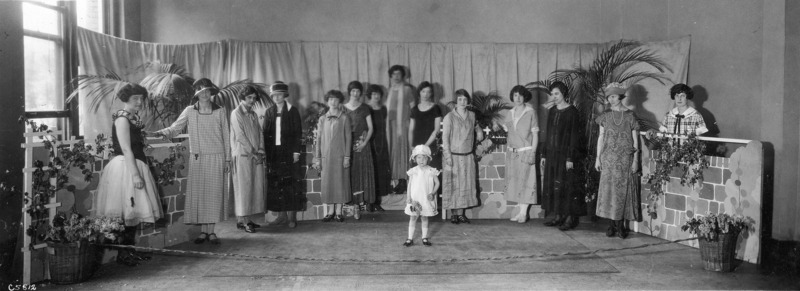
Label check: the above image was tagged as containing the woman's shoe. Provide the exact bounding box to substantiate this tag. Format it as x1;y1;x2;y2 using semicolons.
458;215;471;224
247;221;261;228
244;223;256;233
618;225;629;239
236;222;245;229
334;214;345;222
194;232;208;244
353;207;361;220
268;214;288;226
373;204;385;212
366;204;374;212
510;215;519;222
422;238;432;247
208;233;220;245
129;251;152;261
322;214;334;222
517;215;528;223
606;225;617;237
558;217;575;231
116;252;140;267
450;215;460;224
403;239;413;247
543;217;564;227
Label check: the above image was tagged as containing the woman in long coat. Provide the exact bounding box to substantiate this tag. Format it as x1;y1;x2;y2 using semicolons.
595;82;641;238
502;85;539;223
313;90;353;222
386;65;416;193
230;86;266;233
264;81;305;228
541;81;586;231
442;89;482;224
154;78;229;244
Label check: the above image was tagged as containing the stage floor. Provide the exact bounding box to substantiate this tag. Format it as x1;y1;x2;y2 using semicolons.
38;211;799;290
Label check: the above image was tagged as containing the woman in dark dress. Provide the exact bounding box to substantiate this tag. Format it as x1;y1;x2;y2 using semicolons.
264;81;305;228
344;81;376;219
540;81;586;231
367;84;390;211
408;81;443;170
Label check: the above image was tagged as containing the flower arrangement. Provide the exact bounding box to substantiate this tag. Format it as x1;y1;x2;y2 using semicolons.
46;212;126;244
681;213;753;241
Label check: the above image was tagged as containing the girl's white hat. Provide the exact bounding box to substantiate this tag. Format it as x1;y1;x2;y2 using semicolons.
409;144;432;161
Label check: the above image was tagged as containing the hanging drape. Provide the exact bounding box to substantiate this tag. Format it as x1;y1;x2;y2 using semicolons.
76;28;689;143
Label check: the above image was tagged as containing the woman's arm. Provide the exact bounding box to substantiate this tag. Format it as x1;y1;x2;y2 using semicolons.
230;111;255;156
632;128;640;172
358;115;374;152
114;118;144;189
221;110;231;172
442;115;452;166
156;107;190;138
312;117;323;170
343;115;352;168
290;108;303;162
425;117;442;147
595;126;605;171
408;118;416;149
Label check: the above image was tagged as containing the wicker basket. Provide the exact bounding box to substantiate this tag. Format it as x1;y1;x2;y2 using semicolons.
698;232;739;272
47;241;99;284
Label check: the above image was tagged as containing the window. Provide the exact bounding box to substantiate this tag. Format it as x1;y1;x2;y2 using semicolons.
22;0;77;135
77;0;103;34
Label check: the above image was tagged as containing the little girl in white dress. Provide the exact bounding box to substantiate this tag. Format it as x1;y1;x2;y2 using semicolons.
404;145;440;247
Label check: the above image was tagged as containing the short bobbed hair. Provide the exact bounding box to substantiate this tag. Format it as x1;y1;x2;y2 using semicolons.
366;84;384;99
417;81;434;99
347;81;364;94
509;85;532;103
548;81;569;97
670;83;694;100
117;83;148;103
387;65;406;79
237;85;261;101
324;90;346;103
454;89;471;103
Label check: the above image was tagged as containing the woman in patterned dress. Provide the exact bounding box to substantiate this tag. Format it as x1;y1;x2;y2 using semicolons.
154;78;229;244
441;89;482;224
502;85;539;223
595;83;641;239
96;83;163;265
344;81;375;220
367;84;390;211
313;90;353;222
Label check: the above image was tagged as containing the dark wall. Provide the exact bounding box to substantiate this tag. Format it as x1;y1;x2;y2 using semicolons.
0;1;26;284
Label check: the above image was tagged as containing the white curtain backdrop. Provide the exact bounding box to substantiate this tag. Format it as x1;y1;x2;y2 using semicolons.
77;28;689;142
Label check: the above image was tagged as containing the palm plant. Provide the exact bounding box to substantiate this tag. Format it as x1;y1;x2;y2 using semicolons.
67;62;273;128
527;39;672;204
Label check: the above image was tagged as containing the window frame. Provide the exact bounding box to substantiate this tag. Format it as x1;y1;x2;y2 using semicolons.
22;0;79;137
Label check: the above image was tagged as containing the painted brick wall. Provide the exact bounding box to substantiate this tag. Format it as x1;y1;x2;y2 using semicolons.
635;141;763;263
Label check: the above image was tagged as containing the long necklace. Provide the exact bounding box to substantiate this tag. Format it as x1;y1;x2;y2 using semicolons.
611;108;624;126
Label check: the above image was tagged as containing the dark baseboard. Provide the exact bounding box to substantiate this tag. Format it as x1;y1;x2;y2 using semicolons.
761;237;800;276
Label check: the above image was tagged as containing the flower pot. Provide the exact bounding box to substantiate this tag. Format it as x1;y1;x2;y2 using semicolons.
47;241;100;284
697;232;739;272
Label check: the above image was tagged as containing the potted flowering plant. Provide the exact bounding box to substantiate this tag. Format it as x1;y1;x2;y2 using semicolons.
45;212;125;284
681;213;754;272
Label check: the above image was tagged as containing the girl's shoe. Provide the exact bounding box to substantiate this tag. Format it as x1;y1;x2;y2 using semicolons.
334;214;345;222
458;215;471;224
422;238;432;246
194;232;208;244
403;239;413;247
322;214;334;222
208;233;220;245
450;215;460;224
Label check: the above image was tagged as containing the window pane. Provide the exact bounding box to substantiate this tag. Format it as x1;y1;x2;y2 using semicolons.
22;2;61;36
77;0;103;33
24;36;64;112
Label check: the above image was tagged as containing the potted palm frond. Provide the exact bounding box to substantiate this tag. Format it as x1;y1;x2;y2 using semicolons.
527;39;672;205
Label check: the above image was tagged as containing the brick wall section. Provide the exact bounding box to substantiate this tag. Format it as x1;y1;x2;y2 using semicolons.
634;141;763;264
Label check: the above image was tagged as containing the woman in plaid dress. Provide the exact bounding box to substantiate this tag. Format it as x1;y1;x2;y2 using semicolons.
154;78;230;244
657;84;708;136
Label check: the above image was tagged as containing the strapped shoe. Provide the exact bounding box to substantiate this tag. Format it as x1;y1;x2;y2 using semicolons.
422;238;432;246
194;232;208;244
403;239;413;247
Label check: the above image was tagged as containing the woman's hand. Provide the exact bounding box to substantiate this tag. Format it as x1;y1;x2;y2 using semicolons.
444;155;453;167
427;192;436;201
525;151;536;165
540;158;546;172
224;161;231;173
293;153;300;163
566;161;574;170
343;157;351;168
595;157;602;171
631;161;639;173
133;175;144;189
356;142;367;153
